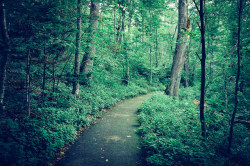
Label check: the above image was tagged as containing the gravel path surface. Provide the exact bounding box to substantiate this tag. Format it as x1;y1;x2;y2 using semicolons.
55;94;151;166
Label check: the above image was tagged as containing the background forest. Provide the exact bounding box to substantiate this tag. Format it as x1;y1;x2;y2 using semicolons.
0;0;249;165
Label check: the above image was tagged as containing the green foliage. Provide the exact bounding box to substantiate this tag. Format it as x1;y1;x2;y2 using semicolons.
138;93;209;165
0;77;164;165
138;89;249;166
0;0;249;165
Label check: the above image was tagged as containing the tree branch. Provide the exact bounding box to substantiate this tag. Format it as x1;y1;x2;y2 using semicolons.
195;52;201;61
192;0;200;15
196;21;201;30
235;119;250;125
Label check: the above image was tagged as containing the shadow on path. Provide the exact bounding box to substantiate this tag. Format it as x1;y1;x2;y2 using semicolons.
55;94;152;166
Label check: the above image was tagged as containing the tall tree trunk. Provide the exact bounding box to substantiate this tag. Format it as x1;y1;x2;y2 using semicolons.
165;0;189;96
80;0;100;78
228;0;243;154
199;0;207;138
72;0;82;97
0;0;10;112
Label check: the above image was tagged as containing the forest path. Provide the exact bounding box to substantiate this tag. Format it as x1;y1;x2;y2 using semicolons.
55;94;152;166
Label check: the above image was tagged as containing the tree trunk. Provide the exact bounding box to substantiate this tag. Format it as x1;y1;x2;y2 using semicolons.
0;0;10;112
228;0;243;154
199;0;207;138
72;0;82;97
191;0;208;137
80;0;100;78
191;0;207;137
165;0;189;96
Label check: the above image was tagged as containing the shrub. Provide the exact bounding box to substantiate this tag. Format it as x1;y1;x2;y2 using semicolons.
0;77;164;165
137;92;229;166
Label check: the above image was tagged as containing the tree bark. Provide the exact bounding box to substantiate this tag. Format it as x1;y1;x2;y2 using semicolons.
228;0;243;154
72;0;82;97
0;0;10;112
80;0;100;78
165;0;189;96
192;0;207;137
199;0;207;138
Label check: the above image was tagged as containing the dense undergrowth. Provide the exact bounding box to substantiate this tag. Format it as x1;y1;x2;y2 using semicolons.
0;78;164;166
138;87;249;166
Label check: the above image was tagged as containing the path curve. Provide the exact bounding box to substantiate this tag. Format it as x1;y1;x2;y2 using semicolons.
55;94;151;166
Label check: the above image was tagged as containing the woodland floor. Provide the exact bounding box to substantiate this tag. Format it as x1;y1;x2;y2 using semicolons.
55;94;152;166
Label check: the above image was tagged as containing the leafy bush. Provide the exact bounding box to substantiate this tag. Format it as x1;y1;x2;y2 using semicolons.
138;94;212;165
0;78;164;165
137;91;249;166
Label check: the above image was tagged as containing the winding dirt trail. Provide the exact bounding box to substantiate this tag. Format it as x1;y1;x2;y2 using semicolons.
55;94;151;166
